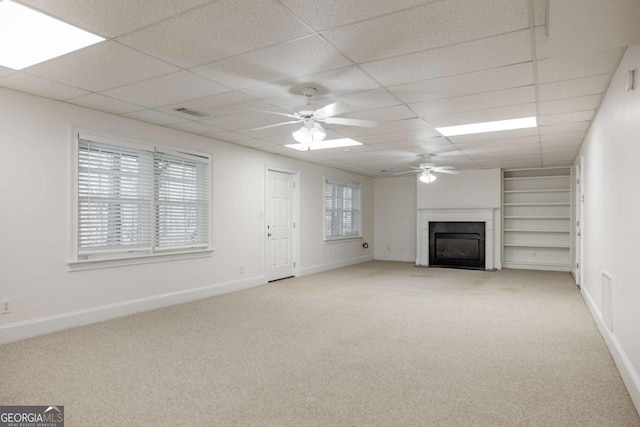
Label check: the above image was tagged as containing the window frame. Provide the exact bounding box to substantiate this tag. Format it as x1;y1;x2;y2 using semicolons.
323;178;362;242
69;129;213;270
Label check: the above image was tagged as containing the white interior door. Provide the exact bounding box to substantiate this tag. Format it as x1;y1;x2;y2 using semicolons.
267;170;296;281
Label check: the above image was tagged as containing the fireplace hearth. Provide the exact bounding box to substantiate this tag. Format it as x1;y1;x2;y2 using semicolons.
429;222;485;269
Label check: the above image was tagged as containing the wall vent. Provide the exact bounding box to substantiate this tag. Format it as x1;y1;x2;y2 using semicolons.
173;107;208;118
601;271;614;333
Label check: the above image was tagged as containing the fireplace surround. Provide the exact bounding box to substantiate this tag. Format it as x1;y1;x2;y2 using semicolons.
417;208;498;270
429;222;485;269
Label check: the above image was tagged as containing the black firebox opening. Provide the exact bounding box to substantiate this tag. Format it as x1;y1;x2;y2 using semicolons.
429;222;485;269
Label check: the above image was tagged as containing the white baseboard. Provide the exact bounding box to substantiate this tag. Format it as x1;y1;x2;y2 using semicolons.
582;287;640;414
0;275;266;345
300;254;374;276
374;253;416;262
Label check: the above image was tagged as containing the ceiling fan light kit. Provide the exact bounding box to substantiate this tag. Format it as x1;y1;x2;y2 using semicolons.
419;171;437;183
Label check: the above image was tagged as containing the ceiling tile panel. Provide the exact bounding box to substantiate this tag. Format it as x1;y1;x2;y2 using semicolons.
324;89;401;112
279;0;433;31
362;30;532;87
101;71;229;108
539;122;590;135
123;110;188;125
342;105;416;122
324;0;529;63
67;93;144;114
167;121;223;135
388;63;534;104
20;0;212;38
0;73;89;100
26;41;179;92
336;118;439;138
539;131;586;143
410;86;535;117
118;0;312;67
242;67;380;106
199;111;292;131
532;0;546;26
191;36;352;90
538;110;595;126
424;103;537;127
537;48;622;83
538;95;601;115
538;75;610;101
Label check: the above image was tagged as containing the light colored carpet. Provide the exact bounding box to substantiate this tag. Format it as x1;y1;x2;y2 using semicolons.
1;261;638;426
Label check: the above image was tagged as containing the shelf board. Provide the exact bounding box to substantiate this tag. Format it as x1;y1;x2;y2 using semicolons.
504;229;570;233
502;261;571;272
504;216;570;219
503;175;570;181
504;243;570;248
503;203;570;206
503;189;570;193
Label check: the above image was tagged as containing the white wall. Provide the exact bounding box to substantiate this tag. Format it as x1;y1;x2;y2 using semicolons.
373;176;416;262
416;169;502;268
0;88;373;343
576;44;640;411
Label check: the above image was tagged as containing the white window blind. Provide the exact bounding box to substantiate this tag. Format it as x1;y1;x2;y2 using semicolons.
77;136;210;260
78;139;153;255
325;180;361;239
154;152;209;250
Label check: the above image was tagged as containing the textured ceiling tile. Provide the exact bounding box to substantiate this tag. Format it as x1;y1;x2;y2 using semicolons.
118;0;311;67
20;0;211;38
325;89;401;112
539;131;586;143
342;105;416;123
200;111;290;131
538;75;610;101
324;0;529;63
424;103;537;127
537;48;622;83
242;67;380;106
453;135;540;149
535;27;549;60
191;36;352;90
279;0;433;31
67;93;143;114
538;95;601;115
26;41;178;92
539;122;590;135
0;73;89;100
167;121;223;135
538;110;595;126
101;71;229;108
337;118;439;137
388;63;534;104
411;86;535;117
123;109;187;125
362;30;531;86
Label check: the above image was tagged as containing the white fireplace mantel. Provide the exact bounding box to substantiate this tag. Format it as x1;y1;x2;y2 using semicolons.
416;208;498;270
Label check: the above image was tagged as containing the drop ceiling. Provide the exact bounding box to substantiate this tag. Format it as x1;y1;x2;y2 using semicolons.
0;0;624;176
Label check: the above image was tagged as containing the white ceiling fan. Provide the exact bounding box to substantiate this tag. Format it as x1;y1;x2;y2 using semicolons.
394;156;459;183
252;87;378;148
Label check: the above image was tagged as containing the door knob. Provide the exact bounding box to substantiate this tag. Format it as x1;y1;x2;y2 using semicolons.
268;233;272;237
577;232;581;237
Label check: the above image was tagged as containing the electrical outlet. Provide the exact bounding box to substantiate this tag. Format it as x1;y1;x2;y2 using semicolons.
1;298;11;314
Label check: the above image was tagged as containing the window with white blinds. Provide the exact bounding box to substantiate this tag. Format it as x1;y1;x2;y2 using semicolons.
324;180;361;240
77;136;210;260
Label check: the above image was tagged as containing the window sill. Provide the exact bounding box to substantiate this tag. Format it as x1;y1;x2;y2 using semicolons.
68;249;214;272
324;237;363;244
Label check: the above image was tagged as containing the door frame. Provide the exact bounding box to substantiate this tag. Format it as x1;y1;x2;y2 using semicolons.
265;166;300;280
574;157;584;286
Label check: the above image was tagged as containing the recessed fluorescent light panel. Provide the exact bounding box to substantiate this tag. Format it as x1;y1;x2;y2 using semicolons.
285;138;363;151
0;0;105;70
436;117;537;137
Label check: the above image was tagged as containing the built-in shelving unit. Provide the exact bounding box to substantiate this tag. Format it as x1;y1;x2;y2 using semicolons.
502;167;572;271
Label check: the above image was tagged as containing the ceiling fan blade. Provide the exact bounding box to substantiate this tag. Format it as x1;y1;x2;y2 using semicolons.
392;170;421;175
250;109;299;119
432;166;455;171
323;117;378;128
435;169;459;175
252;120;301;130
313;102;351;119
